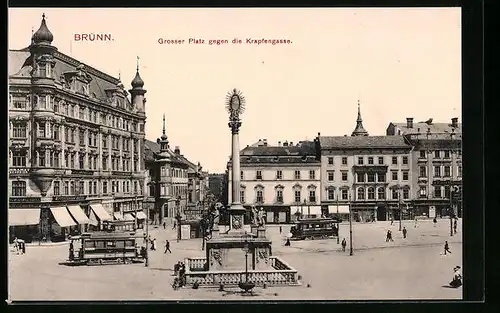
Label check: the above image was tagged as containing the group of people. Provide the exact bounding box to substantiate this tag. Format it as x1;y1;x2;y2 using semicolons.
172;261;186;289
12;237;26;254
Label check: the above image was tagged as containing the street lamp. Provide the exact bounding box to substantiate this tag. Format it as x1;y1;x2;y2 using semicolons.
348;190;353;256
336;189;340;244
175;196;181;242
145;204;149;267
398;187;402;232
238;234;255;293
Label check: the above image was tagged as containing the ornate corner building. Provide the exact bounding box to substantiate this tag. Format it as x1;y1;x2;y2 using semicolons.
8;15;147;241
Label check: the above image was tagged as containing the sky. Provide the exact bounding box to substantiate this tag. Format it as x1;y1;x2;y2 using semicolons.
8;8;462;173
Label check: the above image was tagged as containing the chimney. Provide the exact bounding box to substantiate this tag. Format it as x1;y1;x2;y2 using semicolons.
263;139;268;146
290;141;293;146
451;117;458;128
406;118;414;128
278;141;281;147
257;139;264;146
174;146;180;154
283;141;288;147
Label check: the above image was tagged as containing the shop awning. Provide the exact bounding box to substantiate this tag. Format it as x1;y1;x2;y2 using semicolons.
67;205;90;224
90;204;112;221
51;207;77;227
304;205;322;215
9;209;41;226
328;205;350;214
113;212;123;220
134;211;147;220
123;213;135;221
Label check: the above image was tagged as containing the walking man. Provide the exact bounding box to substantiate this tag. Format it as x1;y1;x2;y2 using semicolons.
414;217;418;228
433;217;437;227
172;221;177;230
279;226;282;234
386;230;394;242
390;216;394;226
402;227;407;239
164;240;172;254
163;221;166;229
454;218;458;234
444;241;452;255
341;238;347;252
151;238;156;251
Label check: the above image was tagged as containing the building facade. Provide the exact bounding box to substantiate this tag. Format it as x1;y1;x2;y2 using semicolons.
8;15;147;242
316;103;413;222
208;173;225;202
227;139;321;224
144;116;207;223
386;117;462;217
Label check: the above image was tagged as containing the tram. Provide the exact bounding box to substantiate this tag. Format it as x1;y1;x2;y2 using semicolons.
290;217;339;240
67;230;146;266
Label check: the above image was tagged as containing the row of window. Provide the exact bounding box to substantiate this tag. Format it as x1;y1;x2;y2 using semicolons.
11;121;140;152
10;150;139;172
10;180;143;197
419;185;461;198
9;93;142;133
327;156;409;166
419;165;462;178
239;189;317;204
148;184;188;198
419;150;462;159
327;187;410;201
243;170;317;181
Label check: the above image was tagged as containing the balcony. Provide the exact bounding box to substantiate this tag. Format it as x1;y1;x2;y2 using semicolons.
276;197;284;204
52;195;87;202
71;169;95;176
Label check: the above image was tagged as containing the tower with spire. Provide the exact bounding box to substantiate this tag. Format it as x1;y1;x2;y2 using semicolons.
351;100;369;137
29;13;57;81
129;56;147;115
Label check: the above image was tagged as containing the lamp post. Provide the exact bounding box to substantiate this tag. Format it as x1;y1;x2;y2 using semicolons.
134;194;138;231
449;181;454;237
348;191;353;256
176;196;181;242
336;190;340;244
398;188;402;232
145;204;149;267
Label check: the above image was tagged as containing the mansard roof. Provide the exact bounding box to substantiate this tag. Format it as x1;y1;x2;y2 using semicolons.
318;136;410;150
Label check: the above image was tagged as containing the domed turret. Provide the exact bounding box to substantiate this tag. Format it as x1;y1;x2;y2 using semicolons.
131;71;144;88
32;13;54;44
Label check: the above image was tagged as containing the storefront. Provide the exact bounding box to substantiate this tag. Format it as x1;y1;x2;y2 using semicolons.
327;204;350;221
49;206;78;241
8;208;41;243
88;203;113;231
67;205;90;233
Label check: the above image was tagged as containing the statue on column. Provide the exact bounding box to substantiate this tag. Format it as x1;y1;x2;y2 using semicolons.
257;207;266;227
251;206;259;226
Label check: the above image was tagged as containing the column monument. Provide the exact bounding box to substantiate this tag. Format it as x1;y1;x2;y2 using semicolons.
226;88;246;234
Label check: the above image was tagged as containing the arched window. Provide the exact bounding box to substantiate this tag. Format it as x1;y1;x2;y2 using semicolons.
367;187;375;200
357;187;365;200
377;187;386;200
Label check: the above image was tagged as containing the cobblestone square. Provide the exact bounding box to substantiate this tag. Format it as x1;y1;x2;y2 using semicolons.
8;218;462;301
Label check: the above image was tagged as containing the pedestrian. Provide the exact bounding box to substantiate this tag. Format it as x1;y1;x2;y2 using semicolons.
402;227;407;239
174;262;180;276
285;237;291;246
433;217;437;227
13;237;19;252
279;226;282;234
151;238;156;251
164;240;171;253
444;241;452;255
454;219;458;234
450;266;462;288
179;262;186;287
69;241;74;261
386;230;391;242
143;233;147;244
414;217;418;228
163;221;166;229
341;238;347;252
172;221;177;230
390;216;394;226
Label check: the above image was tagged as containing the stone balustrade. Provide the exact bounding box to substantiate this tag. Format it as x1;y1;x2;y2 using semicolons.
184;256;299;287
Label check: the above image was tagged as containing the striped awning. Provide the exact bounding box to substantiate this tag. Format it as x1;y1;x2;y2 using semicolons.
123;213;134;221
51;207;77;227
9;209;41;226
328;205;350;214
90;204;112;221
113;212;123;220
134;211;147;220
304;205;322;215
67;205;90;224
